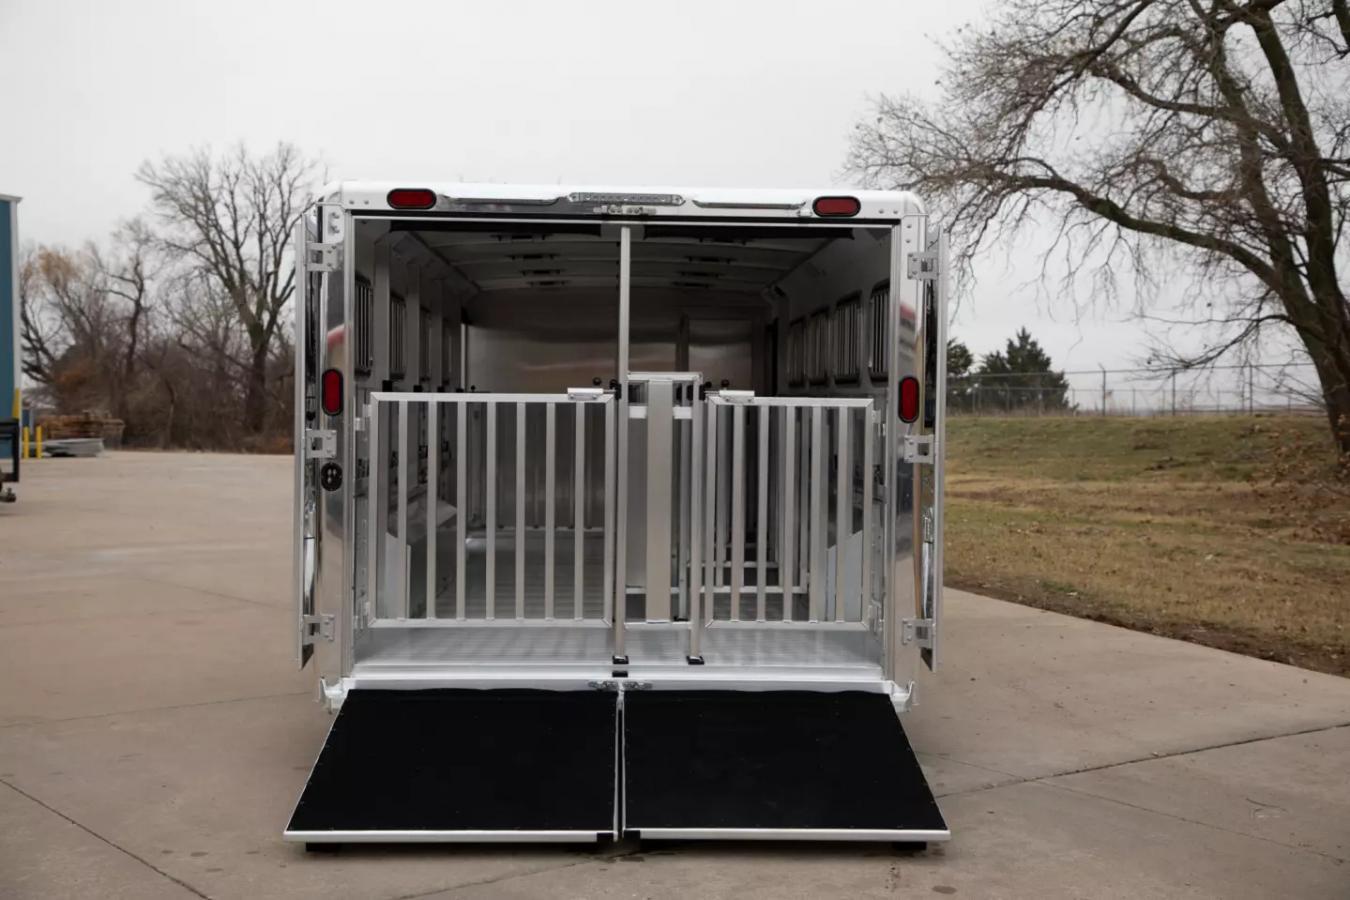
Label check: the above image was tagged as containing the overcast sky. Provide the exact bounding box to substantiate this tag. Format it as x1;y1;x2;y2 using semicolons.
1;0;1185;385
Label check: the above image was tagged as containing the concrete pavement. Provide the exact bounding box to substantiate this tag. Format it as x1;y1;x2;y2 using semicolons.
1;452;1347;899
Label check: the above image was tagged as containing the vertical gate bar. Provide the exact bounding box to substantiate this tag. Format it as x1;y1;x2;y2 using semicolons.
678;395;691;620
456;402;467;620
703;402;719;622
602;399;616;623
715;405;729;592
397;401;410;619
729;404;746;621
861;405;874;625
544;402;556;620
688;389;704;658
426;402;439;619
756;404;769;622
515;402;527;620
781;405;795;622
809;405;824;622
834;406;850;622
574;402;585;620
645;381;674;622
793;410;804;591
485;402;497;619
367;399;381;624
614;226;631;659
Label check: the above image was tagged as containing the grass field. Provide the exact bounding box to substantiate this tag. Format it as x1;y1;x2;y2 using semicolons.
945;415;1350;675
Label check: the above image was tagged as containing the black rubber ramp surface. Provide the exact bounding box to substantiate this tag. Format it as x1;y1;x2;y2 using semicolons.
624;690;947;834
288;689;617;835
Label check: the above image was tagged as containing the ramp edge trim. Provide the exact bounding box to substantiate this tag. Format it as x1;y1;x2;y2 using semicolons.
284;829;609;843
633;827;950;842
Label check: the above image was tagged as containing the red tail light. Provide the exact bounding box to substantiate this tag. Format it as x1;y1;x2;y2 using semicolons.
899;375;920;423
387;188;437;210
812;195;861;217
321;369;344;416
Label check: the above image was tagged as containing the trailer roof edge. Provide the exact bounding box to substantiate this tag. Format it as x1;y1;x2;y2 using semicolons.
321;182;925;221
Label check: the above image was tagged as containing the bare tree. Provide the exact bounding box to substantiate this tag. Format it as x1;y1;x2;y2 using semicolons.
136;143;318;433
89;220;157;420
847;0;1350;452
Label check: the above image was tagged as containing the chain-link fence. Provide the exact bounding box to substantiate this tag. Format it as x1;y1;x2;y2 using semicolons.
949;363;1325;416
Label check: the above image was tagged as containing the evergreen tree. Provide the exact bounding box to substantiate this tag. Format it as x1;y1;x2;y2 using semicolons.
975;328;1072;412
947;339;975;412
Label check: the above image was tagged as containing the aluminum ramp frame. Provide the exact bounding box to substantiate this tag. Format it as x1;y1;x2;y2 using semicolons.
285;689;618;843
623;690;949;842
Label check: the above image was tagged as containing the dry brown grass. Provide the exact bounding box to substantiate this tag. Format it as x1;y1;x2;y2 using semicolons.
946;415;1350;675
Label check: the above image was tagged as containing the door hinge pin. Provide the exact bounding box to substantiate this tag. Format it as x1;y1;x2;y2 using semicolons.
307;241;340;273
906;251;939;282
901;617;935;648
902;434;934;464
302;613;335;644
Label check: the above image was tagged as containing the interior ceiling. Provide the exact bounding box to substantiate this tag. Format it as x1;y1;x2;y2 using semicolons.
416;230;833;294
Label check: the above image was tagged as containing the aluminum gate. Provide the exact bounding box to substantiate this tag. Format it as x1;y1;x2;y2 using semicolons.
285;688;948;844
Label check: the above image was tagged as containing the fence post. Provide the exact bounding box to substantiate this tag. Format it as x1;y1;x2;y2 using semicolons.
1171;372;1177;416
1100;365;1107;416
1248;364;1255;414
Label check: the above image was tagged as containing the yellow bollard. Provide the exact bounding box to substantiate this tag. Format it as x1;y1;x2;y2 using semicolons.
21;427;29;460
35;426;43;460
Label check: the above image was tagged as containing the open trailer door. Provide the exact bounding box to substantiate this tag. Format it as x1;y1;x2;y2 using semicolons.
914;231;948;671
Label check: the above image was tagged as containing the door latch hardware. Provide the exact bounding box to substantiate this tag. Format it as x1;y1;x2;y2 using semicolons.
901;434;934;464
901;617;935;648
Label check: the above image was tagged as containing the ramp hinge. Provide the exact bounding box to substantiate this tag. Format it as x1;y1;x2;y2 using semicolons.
306;241;340;273
302;613;335;644
902;434;934;464
306;428;336;460
906;251;939;282
902;617;935;648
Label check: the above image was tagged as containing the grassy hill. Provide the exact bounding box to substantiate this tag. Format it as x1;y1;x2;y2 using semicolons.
945;415;1350;675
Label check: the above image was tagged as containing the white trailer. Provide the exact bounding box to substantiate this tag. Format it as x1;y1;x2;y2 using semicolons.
288;183;949;846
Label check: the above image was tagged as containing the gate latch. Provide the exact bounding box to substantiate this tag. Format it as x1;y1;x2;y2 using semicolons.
306;428;336;460
901;434;934;464
901;617;934;648
302;613;335;644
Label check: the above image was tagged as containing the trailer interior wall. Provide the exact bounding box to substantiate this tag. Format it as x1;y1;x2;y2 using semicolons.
329;215;922;691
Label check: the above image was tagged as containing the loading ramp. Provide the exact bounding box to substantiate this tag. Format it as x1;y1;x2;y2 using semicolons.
285;688;947;845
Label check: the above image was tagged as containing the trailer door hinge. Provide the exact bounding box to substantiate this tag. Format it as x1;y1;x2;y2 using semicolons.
302;613;335;644
906;251;939;282
306;241;340;273
902;433;934;464
902;617;935;648
305;428;336;460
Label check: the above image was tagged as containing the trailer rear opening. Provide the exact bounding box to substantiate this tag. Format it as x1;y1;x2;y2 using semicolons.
288;184;949;845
